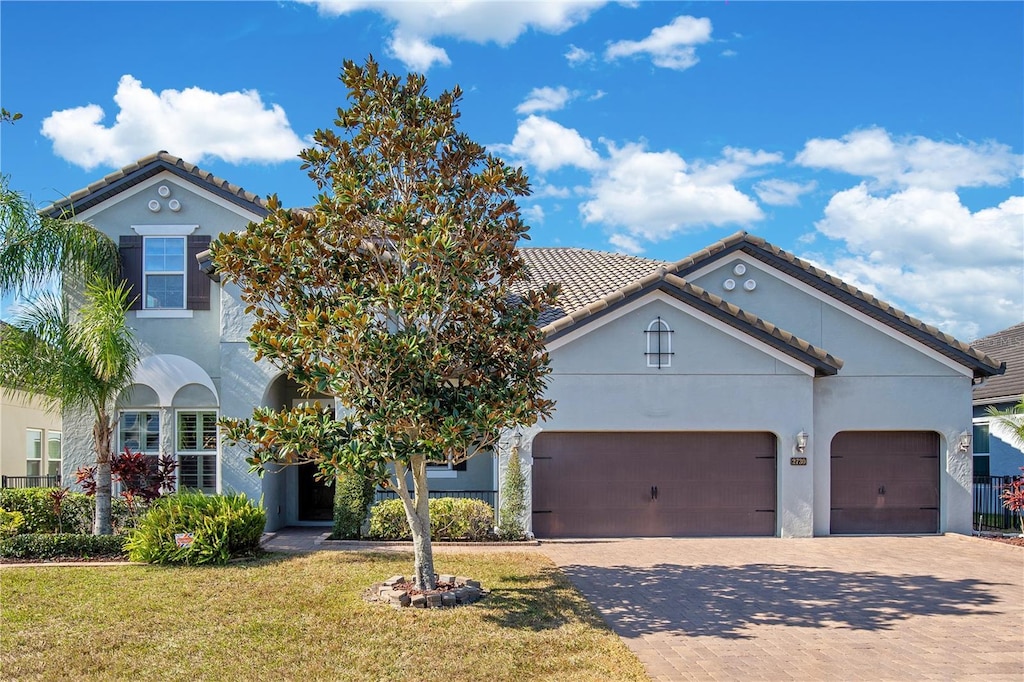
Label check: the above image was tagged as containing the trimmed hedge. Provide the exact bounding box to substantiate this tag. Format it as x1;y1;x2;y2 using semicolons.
368;497;494;541
125;492;266;565
0;508;25;539
332;471;375;540
0;533;126;560
0;487;135;534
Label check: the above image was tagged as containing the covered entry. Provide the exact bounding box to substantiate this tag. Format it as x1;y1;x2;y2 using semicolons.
531;431;777;538
830;431;939;534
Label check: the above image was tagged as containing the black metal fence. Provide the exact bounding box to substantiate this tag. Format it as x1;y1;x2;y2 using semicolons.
973;475;1020;531
1;475;61;489
373;489;498;511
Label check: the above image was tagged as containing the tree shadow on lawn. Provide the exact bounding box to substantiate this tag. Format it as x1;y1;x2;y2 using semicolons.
483;565;616;632
552;562;1009;639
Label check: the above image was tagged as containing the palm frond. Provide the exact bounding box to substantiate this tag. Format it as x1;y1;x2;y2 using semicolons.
0;176;120;297
76;279;139;390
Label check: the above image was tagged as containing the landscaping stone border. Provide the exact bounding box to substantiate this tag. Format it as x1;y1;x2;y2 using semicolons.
367;574;487;609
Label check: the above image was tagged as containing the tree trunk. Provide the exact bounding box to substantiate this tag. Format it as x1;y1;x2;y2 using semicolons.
93;411;114;535
394;456;436;590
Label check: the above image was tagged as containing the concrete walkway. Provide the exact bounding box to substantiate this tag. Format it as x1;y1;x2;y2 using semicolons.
262;529;1023;681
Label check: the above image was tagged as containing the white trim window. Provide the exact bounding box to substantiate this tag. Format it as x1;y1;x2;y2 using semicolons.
47;431;62;477
177;410;218;493
120;411;161;454
645;316;674;368
26;429;42;477
143;236;186;309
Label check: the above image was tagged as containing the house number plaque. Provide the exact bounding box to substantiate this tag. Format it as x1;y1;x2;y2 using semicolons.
790;457;808;466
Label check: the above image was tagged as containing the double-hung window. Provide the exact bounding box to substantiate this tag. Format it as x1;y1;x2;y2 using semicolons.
47;432;62;477
177;411;218;493
26;429;42;476
120;411;160;454
144;237;186;309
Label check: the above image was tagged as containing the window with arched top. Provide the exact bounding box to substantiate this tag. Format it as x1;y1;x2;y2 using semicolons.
645;316;674;368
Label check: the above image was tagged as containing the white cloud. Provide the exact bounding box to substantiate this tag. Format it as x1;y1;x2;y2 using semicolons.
754;179;817;206
388;31;451;71
812;185;1024;339
579;141;763;241
796;127;1022;191
306;0;606;71
721;49;737;57
533;182;572;199
605;15;712;70
589;90;607;101
521;204;545;225
516;86;578;115
565;44;594;66
689;146;783;185
40;75;305;171
609;233;645;254
491;115;602;173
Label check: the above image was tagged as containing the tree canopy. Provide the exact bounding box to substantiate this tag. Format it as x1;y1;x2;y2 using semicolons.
214;56;557;588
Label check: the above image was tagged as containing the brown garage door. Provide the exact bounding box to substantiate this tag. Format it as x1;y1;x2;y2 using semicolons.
830;431;939;534
531;432;776;538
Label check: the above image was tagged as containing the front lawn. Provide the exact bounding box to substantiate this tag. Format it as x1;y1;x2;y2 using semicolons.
1;551;646;681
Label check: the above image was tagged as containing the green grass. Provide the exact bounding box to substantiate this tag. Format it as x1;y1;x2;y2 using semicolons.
0;551;647;681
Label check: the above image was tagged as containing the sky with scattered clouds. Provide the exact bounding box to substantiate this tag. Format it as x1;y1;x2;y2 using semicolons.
1;1;1021;340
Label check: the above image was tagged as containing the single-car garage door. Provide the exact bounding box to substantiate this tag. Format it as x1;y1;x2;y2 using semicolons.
531;432;776;538
830;431;939;534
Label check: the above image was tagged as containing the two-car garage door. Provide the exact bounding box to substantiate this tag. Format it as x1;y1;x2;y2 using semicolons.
531;432;777;538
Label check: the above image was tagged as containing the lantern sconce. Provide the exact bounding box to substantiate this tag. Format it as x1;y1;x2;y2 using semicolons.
795;431;809;453
957;430;972;454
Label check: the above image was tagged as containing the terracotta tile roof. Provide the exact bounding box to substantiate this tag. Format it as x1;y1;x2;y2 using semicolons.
971;322;1024;403
517;231;1003;379
665;231;1004;378
40;151;267;219
517;248;669;327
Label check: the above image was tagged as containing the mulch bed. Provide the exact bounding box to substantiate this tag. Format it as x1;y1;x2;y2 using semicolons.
979;535;1024;547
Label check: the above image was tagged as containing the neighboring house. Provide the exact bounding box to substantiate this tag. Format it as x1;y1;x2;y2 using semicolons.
969;322;1024;477
0;324;63;487
45;152;1005;537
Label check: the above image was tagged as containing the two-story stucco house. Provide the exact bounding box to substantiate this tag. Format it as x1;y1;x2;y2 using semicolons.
45;152;1004;537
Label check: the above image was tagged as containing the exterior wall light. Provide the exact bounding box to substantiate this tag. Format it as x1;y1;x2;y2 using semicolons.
957;430;972;453
795;431;809;453
510;429;522;453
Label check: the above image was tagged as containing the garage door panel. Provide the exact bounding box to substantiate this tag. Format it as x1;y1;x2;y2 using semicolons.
532;431;776;538
830;431;939;534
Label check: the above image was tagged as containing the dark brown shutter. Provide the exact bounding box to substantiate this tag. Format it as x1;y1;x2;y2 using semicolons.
187;235;212;310
119;235;143;311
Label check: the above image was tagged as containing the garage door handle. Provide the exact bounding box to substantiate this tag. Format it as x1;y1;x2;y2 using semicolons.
651;486;658;501
878;485;886;495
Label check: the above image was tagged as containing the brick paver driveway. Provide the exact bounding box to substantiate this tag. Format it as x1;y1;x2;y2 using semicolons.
539;535;1023;681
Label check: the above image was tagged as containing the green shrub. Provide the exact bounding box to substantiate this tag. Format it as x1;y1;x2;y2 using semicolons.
0;487;136;534
368;497;494;541
125;492;266;565
332;470;375;540
0;533;126;560
498;451;527;540
0;508;26;539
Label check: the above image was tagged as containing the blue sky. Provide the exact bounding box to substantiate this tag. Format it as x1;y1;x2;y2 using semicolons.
1;1;1021;340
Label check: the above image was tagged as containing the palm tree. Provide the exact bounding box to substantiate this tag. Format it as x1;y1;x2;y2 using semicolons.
987;397;1024;450
0;176;136;535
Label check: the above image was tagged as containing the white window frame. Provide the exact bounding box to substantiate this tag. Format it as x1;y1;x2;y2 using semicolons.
26;429;42;477
175;409;219;493
131;225;197;318
119;410;161;455
142;235;187;310
46;431;62;477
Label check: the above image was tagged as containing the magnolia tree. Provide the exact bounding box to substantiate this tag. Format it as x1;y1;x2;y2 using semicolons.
214;57;557;590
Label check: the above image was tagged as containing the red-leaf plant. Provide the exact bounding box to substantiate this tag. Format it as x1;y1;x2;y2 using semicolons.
76;448;178;508
1001;467;1024;536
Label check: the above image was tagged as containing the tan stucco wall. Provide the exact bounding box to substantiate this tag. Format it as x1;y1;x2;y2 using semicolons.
0;390;61;480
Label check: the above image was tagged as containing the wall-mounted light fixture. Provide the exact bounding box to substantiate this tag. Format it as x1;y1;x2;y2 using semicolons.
510;428;523;453
795;431;809;453
957;430;972;453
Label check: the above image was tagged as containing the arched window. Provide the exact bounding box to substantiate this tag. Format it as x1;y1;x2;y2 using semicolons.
645;317;674;368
